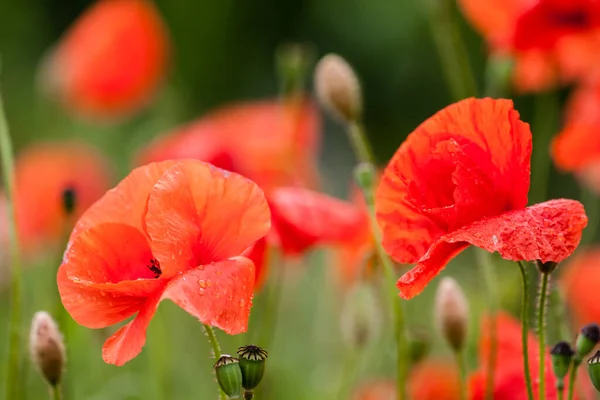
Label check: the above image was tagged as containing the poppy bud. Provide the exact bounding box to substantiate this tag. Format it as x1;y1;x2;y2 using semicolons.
408;329;431;364
576;323;600;359
434;277;469;352
214;355;243;399
237;345;268;391
588;350;600;392
314;54;362;123
29;311;66;387
340;283;382;349
536;260;558;273
551;341;575;380
62;186;76;215
354;162;377;193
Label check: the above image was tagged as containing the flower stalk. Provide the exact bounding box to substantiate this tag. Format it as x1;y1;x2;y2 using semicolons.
477;250;498;400
517;261;535;400
204;324;227;400
537;271;551;400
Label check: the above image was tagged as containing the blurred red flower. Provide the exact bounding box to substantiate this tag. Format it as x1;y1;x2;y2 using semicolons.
0;142;111;251
375;98;587;299
137;97;320;192
43;0;169;120
458;0;600;92
561;248;600;327
469;312;586;400
57;160;270;365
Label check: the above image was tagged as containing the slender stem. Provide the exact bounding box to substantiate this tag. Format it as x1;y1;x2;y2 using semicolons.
347;122;376;164
455;350;468;400
256;247;283;348
567;359;580;400
517;261;535;400
203;324;226;400
0;79;23;400
477;250;497;400
557;381;564;400
537;271;550;400
51;385;62;400
424;0;478;100
530;92;559;204
244;390;254;400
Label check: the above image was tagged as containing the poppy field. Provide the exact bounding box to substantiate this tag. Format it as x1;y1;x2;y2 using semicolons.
3;0;600;399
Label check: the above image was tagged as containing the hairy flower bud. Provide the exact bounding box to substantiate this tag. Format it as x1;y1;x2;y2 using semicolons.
29;311;65;387
340;283;382;349
434;277;469;352
576;323;600;359
214;355;243;399
314;54;362;123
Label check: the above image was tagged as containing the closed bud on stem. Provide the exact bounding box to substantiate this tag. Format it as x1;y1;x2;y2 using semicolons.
340;283;382;349
354;162;377;193
314;54;362;123
434;277;469;352
214;355;243;399
576;323;600;359
29;311;66;387
587;350;600;391
237;345;268;392
551;341;575;380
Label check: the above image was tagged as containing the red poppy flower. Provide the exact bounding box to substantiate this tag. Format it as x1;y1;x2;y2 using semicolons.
136;97;320;192
43;0;169;120
561;248;600;327
375;98;587;299
57;160;270;365
0;142;111;251
469;312;587;400
458;0;600;92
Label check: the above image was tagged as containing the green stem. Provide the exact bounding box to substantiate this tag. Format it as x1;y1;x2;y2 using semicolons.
256;247;283;348
347;122;376;164
0;79;23;400
424;0;478;100
557;381;564;400
51;385;62;400
537;271;550;400
477;251;497;400
455;350;467;400
244;390;254;400
517;261;534;400
567;359;580;400
530;92;559;204
203;324;226;400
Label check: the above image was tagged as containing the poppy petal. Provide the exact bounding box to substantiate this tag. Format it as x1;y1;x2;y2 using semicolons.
241;237;268;290
145;161;270;276
72;160;178;237
102;290;163;366
397;199;587;298
269;186;366;254
57;265;144;329
457;0;526;48
162;256;255;334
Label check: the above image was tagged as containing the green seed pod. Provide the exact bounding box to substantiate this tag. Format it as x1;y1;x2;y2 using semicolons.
551;341;575;380
214;355;243;399
237;345;268;391
587;350;600;392
576;323;600;359
353;162;377;193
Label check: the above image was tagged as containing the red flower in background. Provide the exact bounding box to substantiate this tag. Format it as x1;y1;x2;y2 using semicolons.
137;98;320;192
57;160;270;365
561;248;600;327
0;142;111;251
43;0;169;120
376;98;587;299
458;0;600;92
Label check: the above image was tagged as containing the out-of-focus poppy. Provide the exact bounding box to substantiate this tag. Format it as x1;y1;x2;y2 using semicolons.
137;97;320;192
458;0;600;92
375;98;587;299
43;0;169;120
57;160;271;365
561;248;600;327
469;312;586;399
352;360;460;399
1;142;111;251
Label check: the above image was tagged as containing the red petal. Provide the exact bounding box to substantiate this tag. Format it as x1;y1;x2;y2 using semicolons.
560;248;600;327
242;237;268;290
377;98;531;265
145;162;270;277
102;290;163;366
162;257;255;334
269;187;366;255
397;199;587;298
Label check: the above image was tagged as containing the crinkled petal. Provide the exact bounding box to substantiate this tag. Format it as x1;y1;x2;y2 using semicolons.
145;161;270;276
397;199;587;298
241;237;268;290
162;257;255;334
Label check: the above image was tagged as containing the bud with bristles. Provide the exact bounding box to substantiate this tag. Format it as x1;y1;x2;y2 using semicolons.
551;341;575;381
237;345;268;392
576;323;600;359
588;350;600;392
29;311;65;387
340;283;382;349
434;277;469;352
214;355;243;399
314;54;362;123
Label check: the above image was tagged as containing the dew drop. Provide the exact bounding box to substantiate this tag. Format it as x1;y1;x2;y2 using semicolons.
198;279;207;289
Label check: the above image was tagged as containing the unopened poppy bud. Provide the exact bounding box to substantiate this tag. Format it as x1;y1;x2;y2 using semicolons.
434;277;469;352
588;350;600;391
408;329;431;364
62;186;76;215
314;53;362;123
237;345;268;391
551;341;575;380
214;355;243;399
29;311;65;387
576;323;600;358
536;260;558;273
354;162;377;192
340;283;382;349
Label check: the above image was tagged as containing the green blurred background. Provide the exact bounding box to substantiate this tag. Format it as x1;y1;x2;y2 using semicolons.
0;0;586;399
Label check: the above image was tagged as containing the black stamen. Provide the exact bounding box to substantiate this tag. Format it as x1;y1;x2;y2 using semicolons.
147;258;162;278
